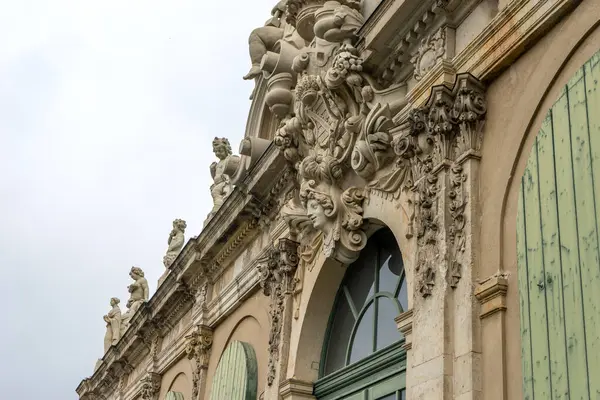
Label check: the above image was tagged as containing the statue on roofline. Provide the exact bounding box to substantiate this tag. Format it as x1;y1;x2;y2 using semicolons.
102;297;122;353
158;219;187;287
243;0;289;81
207;138;240;222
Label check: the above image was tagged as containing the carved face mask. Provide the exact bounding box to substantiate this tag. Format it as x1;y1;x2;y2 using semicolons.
306;198;328;230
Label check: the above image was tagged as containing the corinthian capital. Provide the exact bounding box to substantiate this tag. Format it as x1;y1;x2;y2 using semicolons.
185;325;213;368
139;373;161;400
257;238;300;297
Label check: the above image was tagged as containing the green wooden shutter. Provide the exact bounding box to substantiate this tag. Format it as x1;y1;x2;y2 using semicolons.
209;341;258;400
517;50;600;400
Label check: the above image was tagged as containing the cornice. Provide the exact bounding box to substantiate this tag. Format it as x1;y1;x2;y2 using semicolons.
454;0;579;79
205;245;266;326
79;145;294;398
180;145;290;283
392;0;579;109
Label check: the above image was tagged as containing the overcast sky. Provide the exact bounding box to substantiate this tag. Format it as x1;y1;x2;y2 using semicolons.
0;0;276;397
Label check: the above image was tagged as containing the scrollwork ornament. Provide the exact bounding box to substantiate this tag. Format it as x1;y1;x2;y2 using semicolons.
453;84;487;156
139;373;161;400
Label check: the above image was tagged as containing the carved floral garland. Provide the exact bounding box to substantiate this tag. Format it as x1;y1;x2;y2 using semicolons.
257;239;299;386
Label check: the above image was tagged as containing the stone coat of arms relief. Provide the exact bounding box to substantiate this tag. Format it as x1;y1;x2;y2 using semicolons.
246;0;487;294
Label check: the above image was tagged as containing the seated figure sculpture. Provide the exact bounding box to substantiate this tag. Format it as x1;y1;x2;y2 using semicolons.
243;0;288;81
119;266;149;336
127;266;149;312
207;138;240;222
102;297;122;353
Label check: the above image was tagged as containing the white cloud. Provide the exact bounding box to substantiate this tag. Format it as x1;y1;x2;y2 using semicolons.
0;0;276;397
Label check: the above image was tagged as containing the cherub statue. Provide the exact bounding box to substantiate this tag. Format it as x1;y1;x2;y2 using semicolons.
207;138;240;220
243;0;288;81
127;266;149;315
163;219;187;268
103;297;122;353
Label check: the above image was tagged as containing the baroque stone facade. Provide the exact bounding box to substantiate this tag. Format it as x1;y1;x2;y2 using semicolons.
77;1;599;400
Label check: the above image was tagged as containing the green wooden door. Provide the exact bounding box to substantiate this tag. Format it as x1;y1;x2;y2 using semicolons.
165;392;184;400
209;340;258;400
517;50;600;400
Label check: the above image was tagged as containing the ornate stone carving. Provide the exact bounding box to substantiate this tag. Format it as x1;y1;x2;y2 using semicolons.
158;219;187;287
207;138;241;221
447;163;466;288
128;266;149;309
273;24;417;264
139;372;161;400
244;0;288;81
121;267;149;335
285;0;361;41
411;28;446;81
185;325;213;400
397;74;486;296
414;173;439;297
103;297;122;354
163;219;187;268
313;0;364;43
257;238;299;386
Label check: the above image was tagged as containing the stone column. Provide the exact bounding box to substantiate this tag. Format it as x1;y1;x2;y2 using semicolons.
185;324;213;400
256;238;301;400
448;74;486;400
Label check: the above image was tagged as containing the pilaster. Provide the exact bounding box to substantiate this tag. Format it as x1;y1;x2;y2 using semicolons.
256;238;300;400
475;274;509;400
403;73;487;400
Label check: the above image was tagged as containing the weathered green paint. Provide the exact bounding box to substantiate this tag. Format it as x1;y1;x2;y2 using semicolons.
517;50;600;400
165;392;184;400
315;341;406;400
209;340;258;400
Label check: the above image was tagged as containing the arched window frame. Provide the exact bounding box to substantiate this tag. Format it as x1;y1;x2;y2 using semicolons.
315;228;408;400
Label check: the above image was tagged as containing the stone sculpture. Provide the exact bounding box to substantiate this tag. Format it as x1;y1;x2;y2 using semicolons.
120;299;135;336
158;219;187;287
207;138;240;221
120;267;149;335
243;0;288;81
128;266;149;308
163;219;187;268
103;297;122;353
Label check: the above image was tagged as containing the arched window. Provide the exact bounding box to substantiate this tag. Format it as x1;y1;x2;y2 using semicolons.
316;228;407;400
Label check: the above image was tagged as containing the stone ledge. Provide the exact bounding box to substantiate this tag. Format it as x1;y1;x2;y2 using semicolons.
474;274;509;319
279;378;315;399
396;309;414;351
